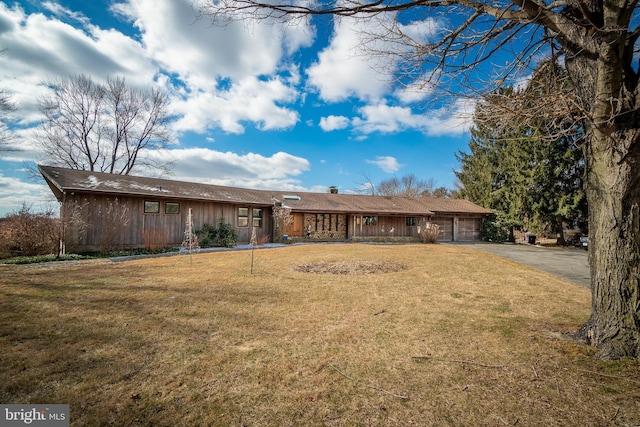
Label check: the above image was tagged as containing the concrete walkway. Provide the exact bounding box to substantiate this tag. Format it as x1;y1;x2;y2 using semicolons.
452;242;591;288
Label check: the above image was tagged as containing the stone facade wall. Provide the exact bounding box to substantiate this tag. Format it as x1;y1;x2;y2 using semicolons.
304;213;347;240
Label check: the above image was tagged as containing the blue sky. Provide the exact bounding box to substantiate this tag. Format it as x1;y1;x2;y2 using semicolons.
0;0;478;216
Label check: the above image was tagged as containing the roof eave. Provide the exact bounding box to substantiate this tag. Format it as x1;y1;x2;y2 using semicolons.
289;208;434;216
63;188;273;206
38;165;65;201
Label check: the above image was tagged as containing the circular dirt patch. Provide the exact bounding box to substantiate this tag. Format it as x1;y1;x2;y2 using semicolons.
291;260;409;275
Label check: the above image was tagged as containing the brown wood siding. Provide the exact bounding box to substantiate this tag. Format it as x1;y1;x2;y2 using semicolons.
432;216;454;241
457;217;483;241
62;193;272;252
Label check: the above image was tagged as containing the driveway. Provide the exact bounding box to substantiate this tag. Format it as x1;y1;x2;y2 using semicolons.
451;242;591;288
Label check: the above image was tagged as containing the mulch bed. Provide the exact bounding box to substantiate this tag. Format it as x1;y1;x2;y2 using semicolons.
291;260;409;274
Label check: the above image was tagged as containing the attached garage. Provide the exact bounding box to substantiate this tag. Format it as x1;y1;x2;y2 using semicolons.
432;217;454;241
431;216;484;242
458;217;483;241
425;199;493;242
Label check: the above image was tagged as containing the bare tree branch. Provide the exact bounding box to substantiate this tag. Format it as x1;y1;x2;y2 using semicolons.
0;49;18;154
36;74;174;176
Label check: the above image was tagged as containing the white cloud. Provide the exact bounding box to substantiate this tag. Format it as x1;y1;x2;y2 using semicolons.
420;98;476;136
306;15;441;103
114;0;278;84
112;0;314;133
0;2;156;126
141;148;311;189
351;98;475;136
0;172;56;216
319;115;350;131
306;17;391;102
394;71;440;104
365;156;402;173
0;0;313;134
172;76;300;134
353;103;420;134
397;18;441;45
41;1;91;26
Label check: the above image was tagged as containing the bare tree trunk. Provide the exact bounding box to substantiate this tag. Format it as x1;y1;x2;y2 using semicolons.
579;126;640;359
561;21;640;358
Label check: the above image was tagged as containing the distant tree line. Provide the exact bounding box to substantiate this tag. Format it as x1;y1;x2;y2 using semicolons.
365;174;456;199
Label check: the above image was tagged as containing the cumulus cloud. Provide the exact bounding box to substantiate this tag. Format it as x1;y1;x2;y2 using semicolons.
306;17;391;102
419;98;476;136
141;148;311;189
306;15;441;103
113;0;305;85
172;76;300;134
0;0;313;133
112;0;313;133
394;71;440;104
353;104;420;134
0;172;55;215
351;98;475;136
41;1;91;26
365;156;403;173
0;2;155;124
319;115;350;131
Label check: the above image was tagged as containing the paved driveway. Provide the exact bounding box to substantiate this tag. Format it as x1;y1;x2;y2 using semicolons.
451;242;591;288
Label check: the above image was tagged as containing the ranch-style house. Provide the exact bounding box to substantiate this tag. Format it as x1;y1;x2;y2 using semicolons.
39;165;493;253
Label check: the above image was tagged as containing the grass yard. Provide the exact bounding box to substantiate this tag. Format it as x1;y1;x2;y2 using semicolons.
0;243;639;426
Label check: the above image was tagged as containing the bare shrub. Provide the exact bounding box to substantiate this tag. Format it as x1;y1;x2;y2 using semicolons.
420;223;440;244
0;204;59;257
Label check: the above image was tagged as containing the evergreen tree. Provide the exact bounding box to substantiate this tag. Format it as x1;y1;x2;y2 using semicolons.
456;61;586;242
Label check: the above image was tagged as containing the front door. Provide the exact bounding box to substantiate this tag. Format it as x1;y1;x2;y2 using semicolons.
287;213;304;237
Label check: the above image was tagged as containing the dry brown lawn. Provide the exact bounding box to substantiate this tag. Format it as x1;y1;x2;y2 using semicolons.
0;243;639;426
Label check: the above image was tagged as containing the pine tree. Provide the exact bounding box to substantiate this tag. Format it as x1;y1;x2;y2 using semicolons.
456;61;586;241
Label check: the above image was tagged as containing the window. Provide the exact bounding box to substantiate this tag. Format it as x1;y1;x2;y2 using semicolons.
144;201;160;214
253;208;263;227
363;216;378;225
165;202;180;214
238;207;249;227
406;217;416;227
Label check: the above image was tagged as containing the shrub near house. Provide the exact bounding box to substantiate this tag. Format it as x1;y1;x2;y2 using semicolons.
196;221;238;248
0;206;59;258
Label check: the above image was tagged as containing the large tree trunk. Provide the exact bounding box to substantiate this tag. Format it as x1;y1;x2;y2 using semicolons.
564;19;640;358
580;127;640;359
